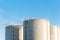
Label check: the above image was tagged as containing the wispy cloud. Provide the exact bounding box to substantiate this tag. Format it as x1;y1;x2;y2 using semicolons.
0;21;20;27
8;21;20;25
0;20;7;26
0;8;6;13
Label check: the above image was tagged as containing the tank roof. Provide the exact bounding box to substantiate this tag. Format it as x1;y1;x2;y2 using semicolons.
24;19;49;22
6;25;23;28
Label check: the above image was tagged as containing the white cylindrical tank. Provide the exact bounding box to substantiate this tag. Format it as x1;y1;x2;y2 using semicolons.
5;25;23;40
50;26;58;40
24;19;50;40
57;26;60;40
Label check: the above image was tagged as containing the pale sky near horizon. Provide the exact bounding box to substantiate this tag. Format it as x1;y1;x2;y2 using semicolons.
0;0;60;40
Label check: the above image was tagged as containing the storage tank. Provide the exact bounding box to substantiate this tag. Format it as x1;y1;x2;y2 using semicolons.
57;26;60;40
23;19;50;40
50;26;58;40
5;25;23;40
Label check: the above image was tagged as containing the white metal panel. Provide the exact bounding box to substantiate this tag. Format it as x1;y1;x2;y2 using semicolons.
19;25;23;40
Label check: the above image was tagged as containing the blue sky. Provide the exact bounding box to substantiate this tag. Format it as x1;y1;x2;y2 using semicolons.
0;0;60;40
